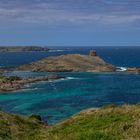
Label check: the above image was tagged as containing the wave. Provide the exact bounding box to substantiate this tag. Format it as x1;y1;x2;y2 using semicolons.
48;77;78;83
67;77;77;80
116;67;127;72
48;49;65;52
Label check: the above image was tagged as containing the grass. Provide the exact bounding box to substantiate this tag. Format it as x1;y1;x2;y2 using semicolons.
0;112;47;140
0;105;140;140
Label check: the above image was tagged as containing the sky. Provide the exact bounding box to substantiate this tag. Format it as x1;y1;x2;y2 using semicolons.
0;0;140;46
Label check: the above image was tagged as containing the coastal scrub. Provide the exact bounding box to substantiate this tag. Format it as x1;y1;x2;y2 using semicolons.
0;105;140;140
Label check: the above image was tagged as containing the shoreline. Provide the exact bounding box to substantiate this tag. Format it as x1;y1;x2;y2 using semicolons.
0;75;64;92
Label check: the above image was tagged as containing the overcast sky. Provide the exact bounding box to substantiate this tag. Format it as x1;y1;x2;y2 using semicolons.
0;0;140;46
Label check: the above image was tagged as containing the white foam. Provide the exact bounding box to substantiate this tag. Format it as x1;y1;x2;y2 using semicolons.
116;67;127;72
48;77;77;83
67;77;76;80
48;49;65;52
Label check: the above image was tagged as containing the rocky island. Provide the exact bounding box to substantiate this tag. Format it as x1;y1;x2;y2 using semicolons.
0;50;139;74
0;46;49;52
16;50;116;72
0;75;64;92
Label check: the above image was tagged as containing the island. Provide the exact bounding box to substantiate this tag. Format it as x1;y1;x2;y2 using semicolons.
0;46;49;52
0;50;139;74
16;50;116;72
0;104;140;140
0;75;64;92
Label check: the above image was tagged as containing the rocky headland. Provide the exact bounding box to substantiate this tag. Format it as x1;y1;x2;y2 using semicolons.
16;50;116;72
0;75;64;92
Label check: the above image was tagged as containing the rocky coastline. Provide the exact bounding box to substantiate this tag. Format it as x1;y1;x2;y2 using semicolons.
0;75;64;92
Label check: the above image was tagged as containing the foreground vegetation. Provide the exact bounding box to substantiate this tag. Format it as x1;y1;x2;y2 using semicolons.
0;104;140;140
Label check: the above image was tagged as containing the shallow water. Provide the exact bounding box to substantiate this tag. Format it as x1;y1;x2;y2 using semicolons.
0;72;140;124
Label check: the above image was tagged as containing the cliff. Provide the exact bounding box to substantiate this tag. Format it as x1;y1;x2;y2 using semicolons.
17;52;116;72
0;46;49;52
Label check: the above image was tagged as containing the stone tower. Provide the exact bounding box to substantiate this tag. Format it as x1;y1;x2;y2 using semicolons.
89;50;97;56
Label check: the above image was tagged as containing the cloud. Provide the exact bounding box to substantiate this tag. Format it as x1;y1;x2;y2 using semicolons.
0;0;140;26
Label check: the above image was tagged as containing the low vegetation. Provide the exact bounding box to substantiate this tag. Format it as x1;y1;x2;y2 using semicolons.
0;76;21;83
0;104;140;140
0;112;47;140
17;54;115;72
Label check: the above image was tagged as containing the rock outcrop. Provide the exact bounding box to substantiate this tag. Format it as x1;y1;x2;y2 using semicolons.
16;52;116;72
126;68;140;74
0;75;64;92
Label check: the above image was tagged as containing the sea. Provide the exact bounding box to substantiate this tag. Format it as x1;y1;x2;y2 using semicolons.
0;47;140;124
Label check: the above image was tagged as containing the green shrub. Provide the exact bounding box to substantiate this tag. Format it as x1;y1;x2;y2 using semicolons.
29;114;42;121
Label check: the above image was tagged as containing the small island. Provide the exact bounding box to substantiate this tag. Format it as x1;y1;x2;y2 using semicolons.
16;50;116;72
0;46;49;52
0;50;139;74
0;75;64;92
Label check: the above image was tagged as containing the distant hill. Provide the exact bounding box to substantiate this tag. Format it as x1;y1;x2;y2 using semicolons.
0;46;49;52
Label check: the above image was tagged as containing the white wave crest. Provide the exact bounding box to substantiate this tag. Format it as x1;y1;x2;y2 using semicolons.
116;67;127;72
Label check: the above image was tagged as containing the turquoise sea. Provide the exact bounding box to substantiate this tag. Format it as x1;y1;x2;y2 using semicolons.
0;47;140;124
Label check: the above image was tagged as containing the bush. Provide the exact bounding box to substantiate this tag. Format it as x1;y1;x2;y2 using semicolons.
29;114;42;121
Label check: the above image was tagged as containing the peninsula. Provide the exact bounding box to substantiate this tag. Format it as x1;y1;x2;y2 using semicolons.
0;46;49;52
16;50;116;72
0;75;64;92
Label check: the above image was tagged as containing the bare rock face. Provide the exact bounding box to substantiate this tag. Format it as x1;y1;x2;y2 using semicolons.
16;52;116;72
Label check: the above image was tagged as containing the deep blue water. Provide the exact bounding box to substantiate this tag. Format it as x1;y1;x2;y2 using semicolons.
0;47;140;124
0;47;140;67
